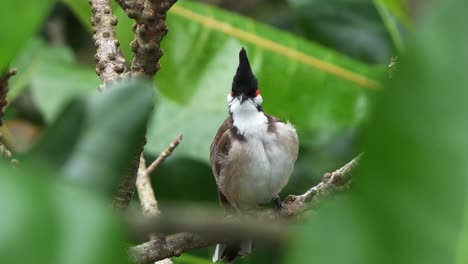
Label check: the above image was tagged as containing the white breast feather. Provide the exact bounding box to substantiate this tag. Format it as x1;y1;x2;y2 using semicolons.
228;95;297;209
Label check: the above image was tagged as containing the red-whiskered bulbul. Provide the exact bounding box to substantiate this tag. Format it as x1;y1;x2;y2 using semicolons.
210;48;299;263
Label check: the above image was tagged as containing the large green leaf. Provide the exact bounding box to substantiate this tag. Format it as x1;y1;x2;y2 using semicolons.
62;0;384;164
30;49;99;123
147;1;384;162
373;0;407;52
289;0;393;64
8;38;49;101
288;0;468;263
8;38;99;123
0;0;54;71
381;0;411;27
0;162;128;264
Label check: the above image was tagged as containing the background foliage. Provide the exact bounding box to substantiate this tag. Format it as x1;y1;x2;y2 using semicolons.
2;0;467;264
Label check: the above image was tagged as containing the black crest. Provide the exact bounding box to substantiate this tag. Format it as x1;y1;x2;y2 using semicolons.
232;48;258;98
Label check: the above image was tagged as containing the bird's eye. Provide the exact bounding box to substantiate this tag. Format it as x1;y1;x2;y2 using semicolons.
255;89;260;97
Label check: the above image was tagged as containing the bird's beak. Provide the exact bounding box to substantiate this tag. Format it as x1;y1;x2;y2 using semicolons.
239;94;247;104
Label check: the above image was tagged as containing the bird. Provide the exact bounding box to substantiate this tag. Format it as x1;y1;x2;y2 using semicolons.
210;48;299;263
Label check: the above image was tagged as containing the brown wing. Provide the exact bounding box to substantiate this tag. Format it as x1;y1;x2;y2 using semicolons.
210;116;236;211
266;114;282;133
210;116;232;178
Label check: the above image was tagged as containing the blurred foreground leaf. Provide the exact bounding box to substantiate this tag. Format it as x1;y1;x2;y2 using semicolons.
173;254;213;264
288;0;468;263
29;80;153;194
0;163;128;264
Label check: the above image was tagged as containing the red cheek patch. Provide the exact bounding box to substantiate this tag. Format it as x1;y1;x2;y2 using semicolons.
255;89;260;97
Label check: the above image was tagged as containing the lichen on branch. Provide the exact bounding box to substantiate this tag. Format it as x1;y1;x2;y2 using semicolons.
89;0;127;87
116;0;177;77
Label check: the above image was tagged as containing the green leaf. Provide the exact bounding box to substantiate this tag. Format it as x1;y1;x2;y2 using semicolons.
381;0;412;27
0;162;128;264
0;0;54;71
8;38;48;101
8;38;99;122
289;0;393;64
61;0;384;164
30;50;99;123
146;1;384;162
373;0;406;52
288;0;468;263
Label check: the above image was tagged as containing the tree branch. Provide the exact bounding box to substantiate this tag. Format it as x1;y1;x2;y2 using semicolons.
114;142;146;210
0;133;18;166
130;233;214;264
135;135;182;264
111;0;177;211
116;0;177;77
0;69;19;166
128;154;362;263
89;0;127;88
277;153;362;217
0;69;16;126
128;215;286;264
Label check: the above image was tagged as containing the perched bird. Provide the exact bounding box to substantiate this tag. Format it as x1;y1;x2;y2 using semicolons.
210;48;299;263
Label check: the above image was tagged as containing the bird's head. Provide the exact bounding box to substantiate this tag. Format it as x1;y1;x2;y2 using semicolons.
227;48;262;110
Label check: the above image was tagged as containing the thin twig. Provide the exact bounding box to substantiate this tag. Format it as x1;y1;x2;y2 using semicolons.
89;0;127;88
297;154;361;202
128;154;362;263
146;134;183;175
136;134;182;216
136;154;160;217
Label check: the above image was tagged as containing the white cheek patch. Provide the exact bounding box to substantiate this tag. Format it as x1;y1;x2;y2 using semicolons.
254;95;263;106
228;94;262;108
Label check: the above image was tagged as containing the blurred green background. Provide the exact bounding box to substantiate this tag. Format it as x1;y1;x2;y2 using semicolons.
2;0;468;264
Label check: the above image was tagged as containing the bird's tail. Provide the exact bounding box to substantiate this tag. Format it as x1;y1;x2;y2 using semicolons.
212;240;252;263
